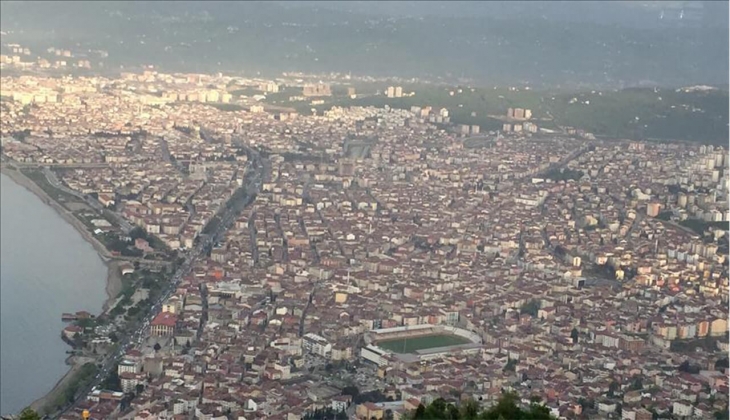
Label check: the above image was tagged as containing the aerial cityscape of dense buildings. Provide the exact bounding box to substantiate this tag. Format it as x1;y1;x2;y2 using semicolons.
0;47;728;420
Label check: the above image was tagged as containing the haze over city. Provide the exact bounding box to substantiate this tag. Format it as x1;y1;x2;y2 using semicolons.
0;2;728;420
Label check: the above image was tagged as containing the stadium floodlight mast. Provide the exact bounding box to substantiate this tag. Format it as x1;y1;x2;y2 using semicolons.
403;324;409;353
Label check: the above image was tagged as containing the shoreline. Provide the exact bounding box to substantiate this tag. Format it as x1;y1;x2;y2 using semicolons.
28;356;93;414
104;259;123;312
0;166;121;308
0;166;115;261
1;166;122;413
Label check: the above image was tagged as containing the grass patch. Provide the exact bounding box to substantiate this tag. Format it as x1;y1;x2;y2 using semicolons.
376;334;471;354
207;103;245;112
679;219;729;236
229;87;261;97
21;168;81;205
202;214;222;236
670;334;727;354
463;137;496;149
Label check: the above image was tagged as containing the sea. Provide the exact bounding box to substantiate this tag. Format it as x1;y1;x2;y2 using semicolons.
0;173;108;415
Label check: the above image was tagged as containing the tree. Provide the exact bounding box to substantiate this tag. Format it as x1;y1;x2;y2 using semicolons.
570;328;579;344
303;408;348;420
446;403;461;419
578;397;594;412
503;358;518;373
460;399;479;419
342;385;360;398
520;299;540;317
414;404;426;419
482;392;522;420
714;405;729;420
353;389;387;404
424;398;448;418
154;342;162;352
102;368;122;392
714;357;729;372
678;360;700;374
407;393;556;420
629;375;643;391
129;227;149;241
607;381;619;397
19;408;41;420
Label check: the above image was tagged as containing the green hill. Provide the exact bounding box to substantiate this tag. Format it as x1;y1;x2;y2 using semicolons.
289;85;728;145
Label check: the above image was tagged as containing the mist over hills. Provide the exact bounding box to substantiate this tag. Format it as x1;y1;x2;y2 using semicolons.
289;1;728;28
1;1;728;88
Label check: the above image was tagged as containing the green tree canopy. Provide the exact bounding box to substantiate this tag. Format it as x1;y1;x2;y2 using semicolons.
520;299;540;317
407;392;556;420
19;408;41;420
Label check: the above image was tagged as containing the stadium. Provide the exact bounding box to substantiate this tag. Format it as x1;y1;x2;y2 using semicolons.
360;324;483;365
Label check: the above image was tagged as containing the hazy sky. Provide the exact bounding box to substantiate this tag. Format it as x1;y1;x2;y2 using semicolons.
1;1;727;87
280;1;728;28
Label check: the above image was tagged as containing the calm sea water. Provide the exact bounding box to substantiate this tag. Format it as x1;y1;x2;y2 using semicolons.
0;173;107;415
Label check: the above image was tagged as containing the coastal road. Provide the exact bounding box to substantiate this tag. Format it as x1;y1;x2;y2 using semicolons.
42;167;134;233
11;162;110;169
55;145;266;418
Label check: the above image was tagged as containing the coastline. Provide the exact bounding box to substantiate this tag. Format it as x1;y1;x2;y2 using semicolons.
104;260;123;312
1;166;122;413
0;166;121;308
0;166;114;261
28;356;93;414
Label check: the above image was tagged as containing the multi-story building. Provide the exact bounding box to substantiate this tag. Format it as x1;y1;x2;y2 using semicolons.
647;202;662;217
150;312;178;337
302;333;332;357
303;84;331;97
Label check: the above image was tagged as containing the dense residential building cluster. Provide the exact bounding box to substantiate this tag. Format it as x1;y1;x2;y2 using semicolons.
1;72;728;420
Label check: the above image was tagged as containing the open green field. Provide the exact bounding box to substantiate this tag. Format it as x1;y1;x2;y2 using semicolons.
376;334;471;354
20;168;83;205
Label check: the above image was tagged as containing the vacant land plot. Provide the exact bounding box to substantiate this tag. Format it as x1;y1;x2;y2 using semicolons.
376;334;471;354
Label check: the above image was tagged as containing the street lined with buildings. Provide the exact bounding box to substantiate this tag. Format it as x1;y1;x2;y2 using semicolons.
0;70;728;420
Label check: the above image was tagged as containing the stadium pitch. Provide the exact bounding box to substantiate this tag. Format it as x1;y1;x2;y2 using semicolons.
375;334;472;354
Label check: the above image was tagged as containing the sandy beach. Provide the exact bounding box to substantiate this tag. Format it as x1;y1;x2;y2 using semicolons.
1;165;123;413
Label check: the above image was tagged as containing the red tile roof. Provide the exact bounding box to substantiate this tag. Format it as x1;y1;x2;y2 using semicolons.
151;312;178;327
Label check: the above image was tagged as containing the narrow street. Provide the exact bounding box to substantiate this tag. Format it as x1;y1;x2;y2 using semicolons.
53;140;268;420
43;166;134;233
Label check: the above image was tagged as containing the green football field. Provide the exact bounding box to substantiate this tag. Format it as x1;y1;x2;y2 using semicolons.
376;334;472;354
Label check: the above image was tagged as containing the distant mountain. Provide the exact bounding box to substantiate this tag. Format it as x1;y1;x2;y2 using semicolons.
287;1;729;29
1;1;727;88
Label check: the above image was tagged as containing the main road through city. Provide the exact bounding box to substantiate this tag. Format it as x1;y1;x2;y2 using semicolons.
53;145;265;419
